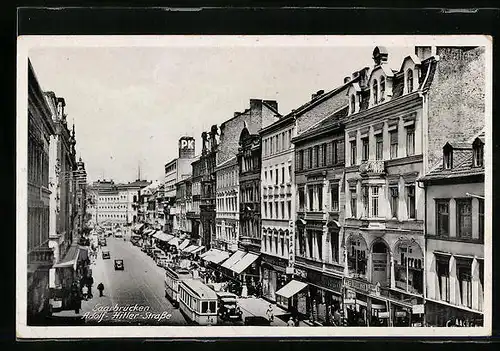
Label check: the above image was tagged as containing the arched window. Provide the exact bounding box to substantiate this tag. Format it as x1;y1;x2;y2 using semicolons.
380;76;386;102
350;94;356;114
372;79;378;104
406;69;414;93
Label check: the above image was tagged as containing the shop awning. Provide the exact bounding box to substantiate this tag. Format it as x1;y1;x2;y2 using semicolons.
152;231;162;239
203;249;230;264
168;237;180;247
221;250;247;270
275;280;308;299
179;239;190;251
199;249;214;259
153;232;171;242
230;252;259;274
183;245;197;253
191;246;205;254
52;245;83;270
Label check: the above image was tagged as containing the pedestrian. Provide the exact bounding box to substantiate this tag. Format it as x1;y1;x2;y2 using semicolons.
266;304;274;323
97;282;104;297
333;308;342;326
88;276;94;298
82;285;88;300
287;316;295;327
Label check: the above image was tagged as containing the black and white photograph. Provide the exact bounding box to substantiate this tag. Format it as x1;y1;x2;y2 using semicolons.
16;35;492;338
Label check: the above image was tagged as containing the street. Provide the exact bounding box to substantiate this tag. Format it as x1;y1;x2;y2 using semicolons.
80;233;188;326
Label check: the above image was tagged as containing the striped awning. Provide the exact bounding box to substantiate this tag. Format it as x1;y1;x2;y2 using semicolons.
167;237;180;247
179;239;190;251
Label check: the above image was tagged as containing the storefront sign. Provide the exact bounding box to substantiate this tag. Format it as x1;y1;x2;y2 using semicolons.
412;304;424;314
294;267;308;279
308;270;342;293
344;277;377;295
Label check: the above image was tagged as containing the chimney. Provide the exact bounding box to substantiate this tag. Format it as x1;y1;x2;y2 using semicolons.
263;100;278;112
344;76;351;84
415;46;435;61
372;46;389;66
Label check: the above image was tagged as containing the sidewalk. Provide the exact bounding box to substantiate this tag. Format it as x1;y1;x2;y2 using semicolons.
236;296;289;326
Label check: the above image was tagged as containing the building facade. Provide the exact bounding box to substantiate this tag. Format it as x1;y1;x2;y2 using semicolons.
421;131;485;327
174;177;193;237
215;156;239;252
188;156;202;243
27;60;57;323
291;106;348;325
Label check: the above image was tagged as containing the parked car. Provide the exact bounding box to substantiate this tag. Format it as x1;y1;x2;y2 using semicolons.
217;292;242;321
114;259;124;270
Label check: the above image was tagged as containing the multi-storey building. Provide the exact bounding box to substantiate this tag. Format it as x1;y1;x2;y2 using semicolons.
188;155;202;242
291;105;348;325
421;131;485;327
44;92;78;266
88;179;150;226
174;177;193;237
164;136;196;234
198;127;219;249
340;45;485;327
215;156;239;252
27;60;57;323
74;157;88;234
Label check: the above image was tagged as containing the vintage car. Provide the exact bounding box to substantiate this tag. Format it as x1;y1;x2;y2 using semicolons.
102;248;111;259
114;259;124;270
217;292;242;321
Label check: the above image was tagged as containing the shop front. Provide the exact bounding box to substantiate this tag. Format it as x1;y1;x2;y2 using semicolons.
425;299;484;327
260;254;288;302
343;277;388;326
305;270;343;326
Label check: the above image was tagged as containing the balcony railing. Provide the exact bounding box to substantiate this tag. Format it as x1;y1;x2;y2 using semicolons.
305;211;326;221
359;160;386;175
28;246;54;265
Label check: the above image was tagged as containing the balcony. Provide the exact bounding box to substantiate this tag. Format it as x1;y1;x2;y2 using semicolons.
28;246;54;266
386;219;424;232
359;160;386;176
305;211;326;221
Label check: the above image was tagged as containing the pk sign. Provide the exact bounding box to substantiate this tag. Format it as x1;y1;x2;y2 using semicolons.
180;139;194;149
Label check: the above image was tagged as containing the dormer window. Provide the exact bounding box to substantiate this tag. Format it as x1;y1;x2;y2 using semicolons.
350;94;356;114
443;144;453;169
473;139;484;167
380;76;386;102
406;69;414;93
373;79;378;104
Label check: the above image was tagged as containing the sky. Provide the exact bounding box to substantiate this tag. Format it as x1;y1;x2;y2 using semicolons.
29;42;413;183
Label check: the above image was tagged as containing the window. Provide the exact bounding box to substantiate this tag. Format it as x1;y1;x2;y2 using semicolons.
313;146;319;168
473;141;484;167
371;186;379;217
350;94;356;114
269;202;273;219
308;187;314;211
317;184;323;211
350;188;357;218
406;127;415;156
317;231;323;261
443;148;453;169
361;137;369;161
390;129;398;159
457;199;472;239
297;150;304;171
380;76;386;102
457;261;472;308
436;258;450;302
264;170;267;183
406;185;416;219
436;199;449;236
263;201;268;218
350;140;357;165
298;187;305;211
288;165;292;183
375;133;383;160
308;148;313;169
282;167;285;185
331;184;339;211
333;141;339;164
275;169;279;185
362;186;369;217
348;241;367;276
287;201;291;219
406;69;414;93
373;79;378;104
479;199;484;241
321;144;327;166
390;186;399;219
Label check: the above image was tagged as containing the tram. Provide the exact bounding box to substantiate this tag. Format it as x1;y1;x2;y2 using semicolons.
178;279;218;325
164;266;193;307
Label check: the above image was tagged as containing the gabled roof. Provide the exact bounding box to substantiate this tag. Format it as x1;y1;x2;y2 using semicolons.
399;54;422;72
292;105;348;143
420;128;485;182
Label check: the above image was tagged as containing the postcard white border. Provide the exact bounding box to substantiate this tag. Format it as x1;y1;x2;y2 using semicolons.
17;35;493;339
